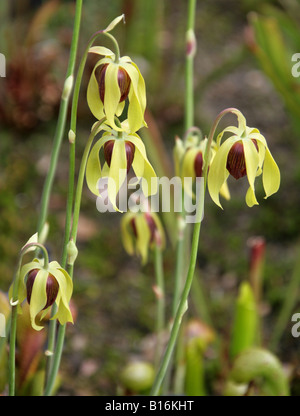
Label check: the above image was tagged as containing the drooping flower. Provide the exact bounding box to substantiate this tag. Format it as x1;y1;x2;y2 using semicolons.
13;258;73;331
121;210;165;264
87;46;147;133
174;132;230;201
86;122;157;209
208;112;280;208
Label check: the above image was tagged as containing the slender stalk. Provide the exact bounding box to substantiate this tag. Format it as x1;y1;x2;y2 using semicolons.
43;0;83;383
150;107;239;395
184;0;197;132
169;0;197;394
150;213;203;395
45;19;124;393
154;243;165;369
8;242;49;395
36;0;83;237
44;119;105;396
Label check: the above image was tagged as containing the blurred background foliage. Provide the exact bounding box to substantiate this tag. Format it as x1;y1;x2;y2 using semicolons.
1;0;300;395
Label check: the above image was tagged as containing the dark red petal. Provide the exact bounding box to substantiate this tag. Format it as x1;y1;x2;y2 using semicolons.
26;269;59;310
226;140;259;180
97;64;131;104
194;151;204;177
103;140;135;173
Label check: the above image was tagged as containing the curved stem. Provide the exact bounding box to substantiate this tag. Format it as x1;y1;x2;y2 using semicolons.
167;0;197;395
103;32;121;63
150;105;231;395
154;243;165;370
36;0;83;237
8;242;49;395
44;119;106;396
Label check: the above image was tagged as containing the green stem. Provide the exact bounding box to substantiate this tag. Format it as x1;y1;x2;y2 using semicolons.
104;32;121;63
43;0;83;385
150;211;203;395
36;0;83;237
168;0;197;394
184;0;197;131
44;119;105;396
8;242;49;395
154;243;165;370
44;15;121;392
150;106;239;395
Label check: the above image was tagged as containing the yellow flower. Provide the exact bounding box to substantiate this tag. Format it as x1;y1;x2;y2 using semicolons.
208;112;280;208
174;132;230;201
12;258;73;331
121;210;165;264
86;122;157;209
87;46;147;133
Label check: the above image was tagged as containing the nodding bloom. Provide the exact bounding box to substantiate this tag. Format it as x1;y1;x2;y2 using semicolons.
14;258;73;331
86;122;157;209
121;210;165;264
87;46;147;133
174;132;230;201
208;112;280;208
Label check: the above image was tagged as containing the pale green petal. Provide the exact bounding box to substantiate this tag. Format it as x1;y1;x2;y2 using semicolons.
108;139;127;209
245;186;259;207
248;131;267;148
16;260;42;309
121;212;136;255
103;14;124;33
262;147;281;199
129;136;157;196
88;46;115;57
87;60;106;120
86;135;114;195
48;260;62;271
181;147;198;181
255;140;266;169
21;233;38;253
243;138;260;195
116;100;125;117
51;269;73;325
208;136;237;208
220;180;231;201
135;214;151;264
235;110;247;133
122;62;146;132
104;63;122;130
181;147;199;199
29;269;48;331
52;292;73;326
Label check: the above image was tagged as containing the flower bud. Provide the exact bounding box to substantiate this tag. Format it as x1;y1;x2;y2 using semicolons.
103;140;135;172
98;63;131;103
194;151;204;177
26;269;59;310
226;139;258;180
130;212;157;243
120;361;155;393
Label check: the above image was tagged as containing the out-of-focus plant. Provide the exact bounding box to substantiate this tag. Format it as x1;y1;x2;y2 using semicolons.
247;4;300;132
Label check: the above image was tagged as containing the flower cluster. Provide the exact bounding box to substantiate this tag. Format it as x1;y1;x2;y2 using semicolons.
86;18;157;210
207;111;280;208
10;233;73;331
121;209;165;264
